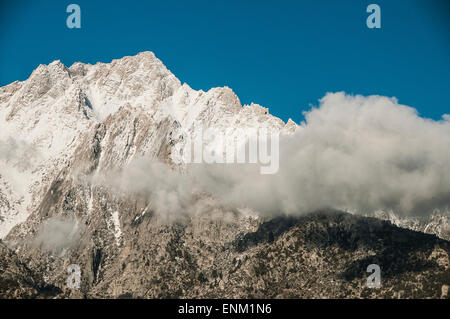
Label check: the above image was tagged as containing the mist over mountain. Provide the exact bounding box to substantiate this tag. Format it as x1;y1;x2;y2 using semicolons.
0;52;448;299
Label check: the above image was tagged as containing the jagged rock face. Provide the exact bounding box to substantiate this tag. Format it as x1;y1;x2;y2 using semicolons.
0;52;449;299
3;210;450;299
0;51;291;238
0;241;60;299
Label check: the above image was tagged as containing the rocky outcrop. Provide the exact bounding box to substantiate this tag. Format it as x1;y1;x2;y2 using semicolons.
3;210;449;299
0;240;60;299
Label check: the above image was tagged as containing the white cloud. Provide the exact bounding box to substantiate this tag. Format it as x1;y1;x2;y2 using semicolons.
0;137;41;170
94;92;450;218
32;216;83;253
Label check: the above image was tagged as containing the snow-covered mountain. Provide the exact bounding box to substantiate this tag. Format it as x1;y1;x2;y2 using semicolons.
0;51;293;238
0;52;448;299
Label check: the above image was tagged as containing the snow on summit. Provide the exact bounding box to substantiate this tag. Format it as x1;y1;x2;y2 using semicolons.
0;51;290;238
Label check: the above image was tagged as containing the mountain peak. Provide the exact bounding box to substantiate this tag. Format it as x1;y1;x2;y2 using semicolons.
48;59;65;67
135;50;157;60
109;51;167;71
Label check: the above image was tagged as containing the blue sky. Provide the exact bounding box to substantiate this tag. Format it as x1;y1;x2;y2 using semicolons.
0;0;449;123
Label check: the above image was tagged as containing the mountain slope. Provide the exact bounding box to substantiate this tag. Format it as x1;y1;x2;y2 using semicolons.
0;52;449;299
0;240;60;299
0;52;292;238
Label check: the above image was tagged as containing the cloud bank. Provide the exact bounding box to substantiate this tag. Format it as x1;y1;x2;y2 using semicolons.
193;93;450;217
97;92;450;218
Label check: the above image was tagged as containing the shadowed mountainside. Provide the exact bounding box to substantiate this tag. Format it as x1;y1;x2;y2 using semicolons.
3;210;449;299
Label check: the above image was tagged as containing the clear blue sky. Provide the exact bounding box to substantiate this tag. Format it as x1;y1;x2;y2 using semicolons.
1;0;449;123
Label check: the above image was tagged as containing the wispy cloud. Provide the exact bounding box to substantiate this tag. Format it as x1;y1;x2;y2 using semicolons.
0;137;41;170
